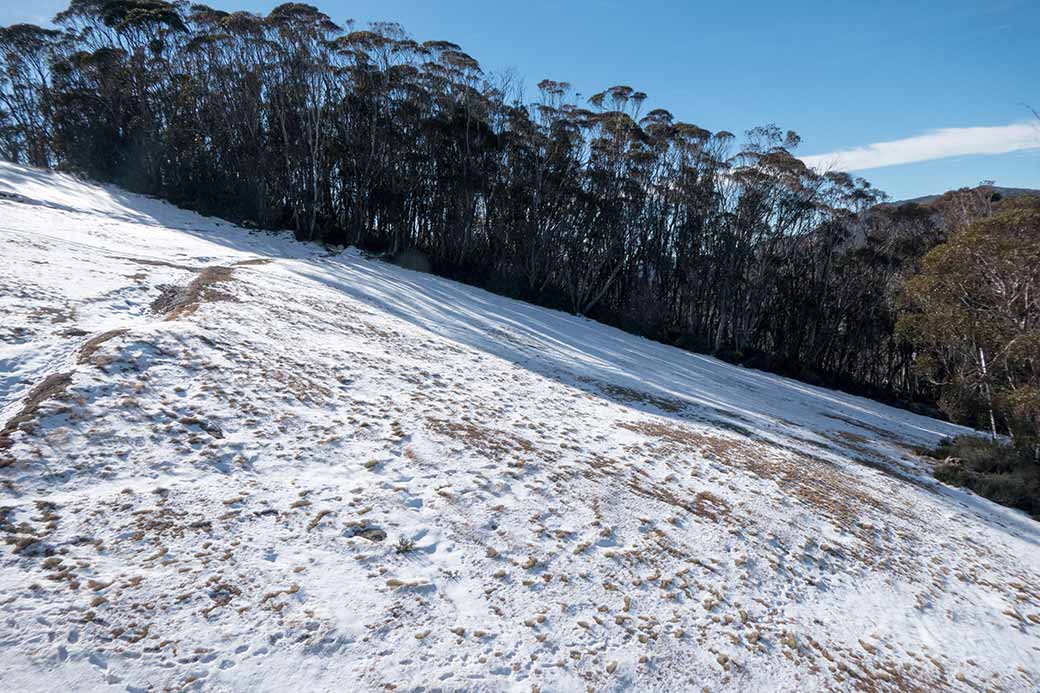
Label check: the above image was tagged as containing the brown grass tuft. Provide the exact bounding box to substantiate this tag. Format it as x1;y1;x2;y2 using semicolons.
426;418;538;460
77;328;129;365
151;266;236;320
0;372;72;461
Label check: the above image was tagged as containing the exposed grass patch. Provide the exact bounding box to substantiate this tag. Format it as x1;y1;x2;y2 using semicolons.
924;435;1040;518
619;419;900;532
77;328;128;364
0;371;72;463
426;417;537;459
109;255;200;272
590;380;687;414
151;266;236;320
29;305;75;324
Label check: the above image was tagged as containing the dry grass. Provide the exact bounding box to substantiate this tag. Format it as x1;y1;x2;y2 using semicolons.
0;371;72;464
622;473;698;516
28;305;75;324
263;366;332;405
178;416;224;439
595;381;688;413
426;418;538;460
693;490;731;522
620;419;936;584
308;509;334;531
151;266;236;320
77;328;129;364
619;419;896;530
823;429;933;489
108;255;200;272
618;420;749;459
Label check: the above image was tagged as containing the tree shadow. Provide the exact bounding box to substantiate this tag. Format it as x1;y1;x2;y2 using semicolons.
287;253;1040;544
4;160;1037;544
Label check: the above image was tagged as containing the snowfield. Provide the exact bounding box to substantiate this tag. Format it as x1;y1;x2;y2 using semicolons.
1;161;1039;692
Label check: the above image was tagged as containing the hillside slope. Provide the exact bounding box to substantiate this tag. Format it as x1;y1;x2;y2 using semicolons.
1;162;1039;692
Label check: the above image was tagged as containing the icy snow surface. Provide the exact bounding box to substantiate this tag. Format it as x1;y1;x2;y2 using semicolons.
1;161;1039;692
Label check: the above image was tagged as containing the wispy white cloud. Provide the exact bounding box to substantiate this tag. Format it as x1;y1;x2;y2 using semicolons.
801;122;1040;172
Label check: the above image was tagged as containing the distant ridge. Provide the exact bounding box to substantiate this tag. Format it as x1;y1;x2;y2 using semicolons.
895;185;1040;206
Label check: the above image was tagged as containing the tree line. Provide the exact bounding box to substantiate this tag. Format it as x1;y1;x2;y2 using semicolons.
0;1;1034;431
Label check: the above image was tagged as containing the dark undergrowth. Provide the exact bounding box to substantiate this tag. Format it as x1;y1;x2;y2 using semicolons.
922;436;1040;518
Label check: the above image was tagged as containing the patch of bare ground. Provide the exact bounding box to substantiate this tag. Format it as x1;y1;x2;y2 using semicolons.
2;257;271;465
619;420;749;458
426;418;540;462
28;305;75;324
149;258;271;320
797;638;956;693
622;473;733;524
108;255;200;272
619;420;897;526
824;428;933;489
822;412;915;450
151;266;236;320
263;366;332;405
577;376;687;414
620;420;934;581
77;328;129;364
577;377;758;435
0;371;72;464
177;416;224;439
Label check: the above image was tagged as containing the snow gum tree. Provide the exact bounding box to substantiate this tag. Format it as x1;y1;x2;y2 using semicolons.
898;196;1040;455
2;0;1035;416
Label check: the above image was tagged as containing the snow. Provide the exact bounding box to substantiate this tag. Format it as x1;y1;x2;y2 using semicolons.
1;160;1039;692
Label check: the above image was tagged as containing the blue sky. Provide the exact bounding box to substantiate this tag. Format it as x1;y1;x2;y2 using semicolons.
3;0;1037;199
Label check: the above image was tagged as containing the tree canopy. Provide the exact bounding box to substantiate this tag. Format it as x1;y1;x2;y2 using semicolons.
899;197;1040;453
2;0;1034;425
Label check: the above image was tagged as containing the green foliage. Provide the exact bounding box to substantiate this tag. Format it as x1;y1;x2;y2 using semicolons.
928;436;1040;518
898;197;1040;451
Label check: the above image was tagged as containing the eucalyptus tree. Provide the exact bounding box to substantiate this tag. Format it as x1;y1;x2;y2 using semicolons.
0;0;986;408
0;24;62;166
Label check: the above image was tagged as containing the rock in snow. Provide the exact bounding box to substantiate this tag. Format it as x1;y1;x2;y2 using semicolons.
1;161;1039;691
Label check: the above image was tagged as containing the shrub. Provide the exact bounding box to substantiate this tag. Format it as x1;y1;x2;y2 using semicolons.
714;349;744;365
393;249;432;274
898;197;1040;449
925;435;1039;518
394;536;417;554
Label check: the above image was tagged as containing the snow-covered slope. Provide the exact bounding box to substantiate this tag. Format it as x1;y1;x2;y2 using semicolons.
1;161;1038;692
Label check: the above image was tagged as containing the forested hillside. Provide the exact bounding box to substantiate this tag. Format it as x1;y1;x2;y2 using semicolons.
1;2;1040;687
0;2;1037;465
2;161;1039;691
